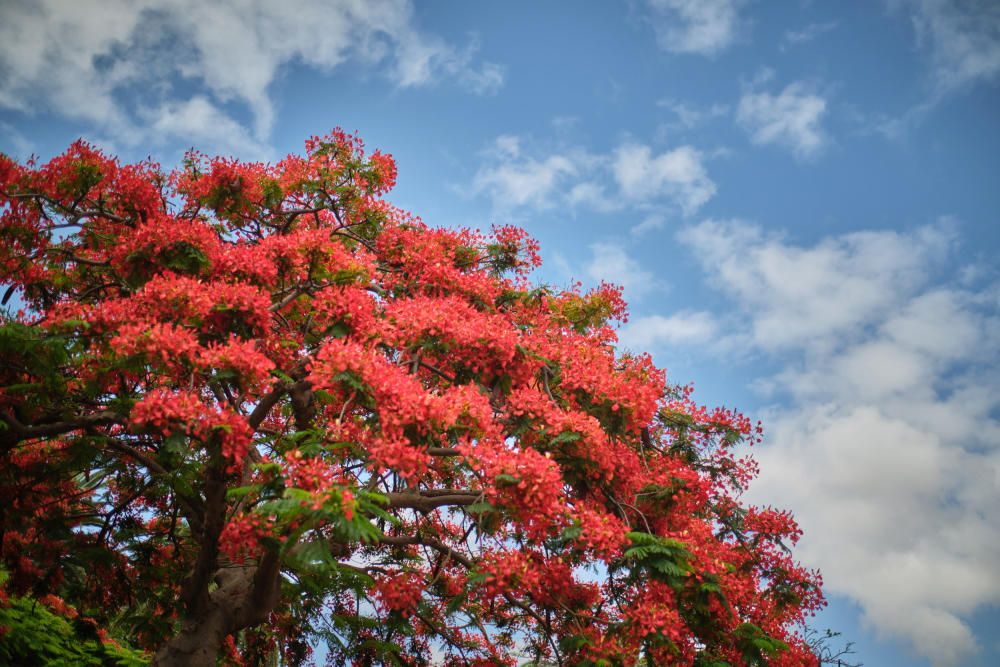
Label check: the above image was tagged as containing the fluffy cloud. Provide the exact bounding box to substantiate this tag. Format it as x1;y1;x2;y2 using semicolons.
892;0;1000;91
612;143;716;215
472;136;716;218
140;96;270;158
680;218;1000;665
640;0;745;55
471;137;581;210
618;311;717;350
0;0;503;153
736;82;828;159
584;242;658;300
678;219;953;351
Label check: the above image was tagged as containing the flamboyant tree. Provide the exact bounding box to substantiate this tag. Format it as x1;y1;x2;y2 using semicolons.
0;131;823;666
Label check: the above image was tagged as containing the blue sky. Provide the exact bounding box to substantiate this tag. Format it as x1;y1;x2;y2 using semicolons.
1;1;998;665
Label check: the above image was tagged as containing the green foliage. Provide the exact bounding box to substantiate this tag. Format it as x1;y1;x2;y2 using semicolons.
0;596;147;667
621;531;695;588
0;320;71;402
554;291;619;333
732;622;791;665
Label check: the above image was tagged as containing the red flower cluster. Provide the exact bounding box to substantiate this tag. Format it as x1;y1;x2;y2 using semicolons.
573;502;630;560
0;130;825;666
219;514;272;564
373;571;424;618
131;389;252;469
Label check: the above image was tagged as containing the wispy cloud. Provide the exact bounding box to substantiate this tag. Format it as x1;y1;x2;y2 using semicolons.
631;214;667;236
781;20;839;49
874;1;1000;136
657;99;730;130
0;121;35;159
639;0;746;56
0;0;504;155
679;217;1000;666
736;81;829;159
892;0;1000;93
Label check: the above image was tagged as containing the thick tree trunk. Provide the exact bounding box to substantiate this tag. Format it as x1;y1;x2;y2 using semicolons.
152;559;281;667
151;601;230;667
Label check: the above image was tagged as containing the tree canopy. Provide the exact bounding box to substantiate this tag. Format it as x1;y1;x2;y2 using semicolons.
0;131;823;666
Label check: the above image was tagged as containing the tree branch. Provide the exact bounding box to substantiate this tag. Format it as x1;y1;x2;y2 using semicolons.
0;410;122;445
385;491;481;513
247;381;292;430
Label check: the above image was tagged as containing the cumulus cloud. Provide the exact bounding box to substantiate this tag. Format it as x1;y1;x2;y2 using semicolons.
140;96;270;158
0;0;504;153
736;82;829;159
612;143;716;215
892;0;1000;92
471;138;581;210
472;135;717;218
640;0;745;55
680;217;1000;666
678;219;954;351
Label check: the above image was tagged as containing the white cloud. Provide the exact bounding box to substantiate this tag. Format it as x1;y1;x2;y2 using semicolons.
657;99;730;129
0;121;35;159
618;311;717;350
141;96;270;158
472;153;577;209
641;0;745;55
872;1;999;137
584;242;657;300
471;137;581;210
0;0;142;131
892;0;1000;92
566;181;620;213
736;81;829;159
492;134;523;158
612;143;716;214
679;219;956;352
881;289;986;360
782;21;839;48
680;217;1000;666
393;31;505;95
472;136;717;218
753;399;999;667
631;214;667;236
0;0;504;153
